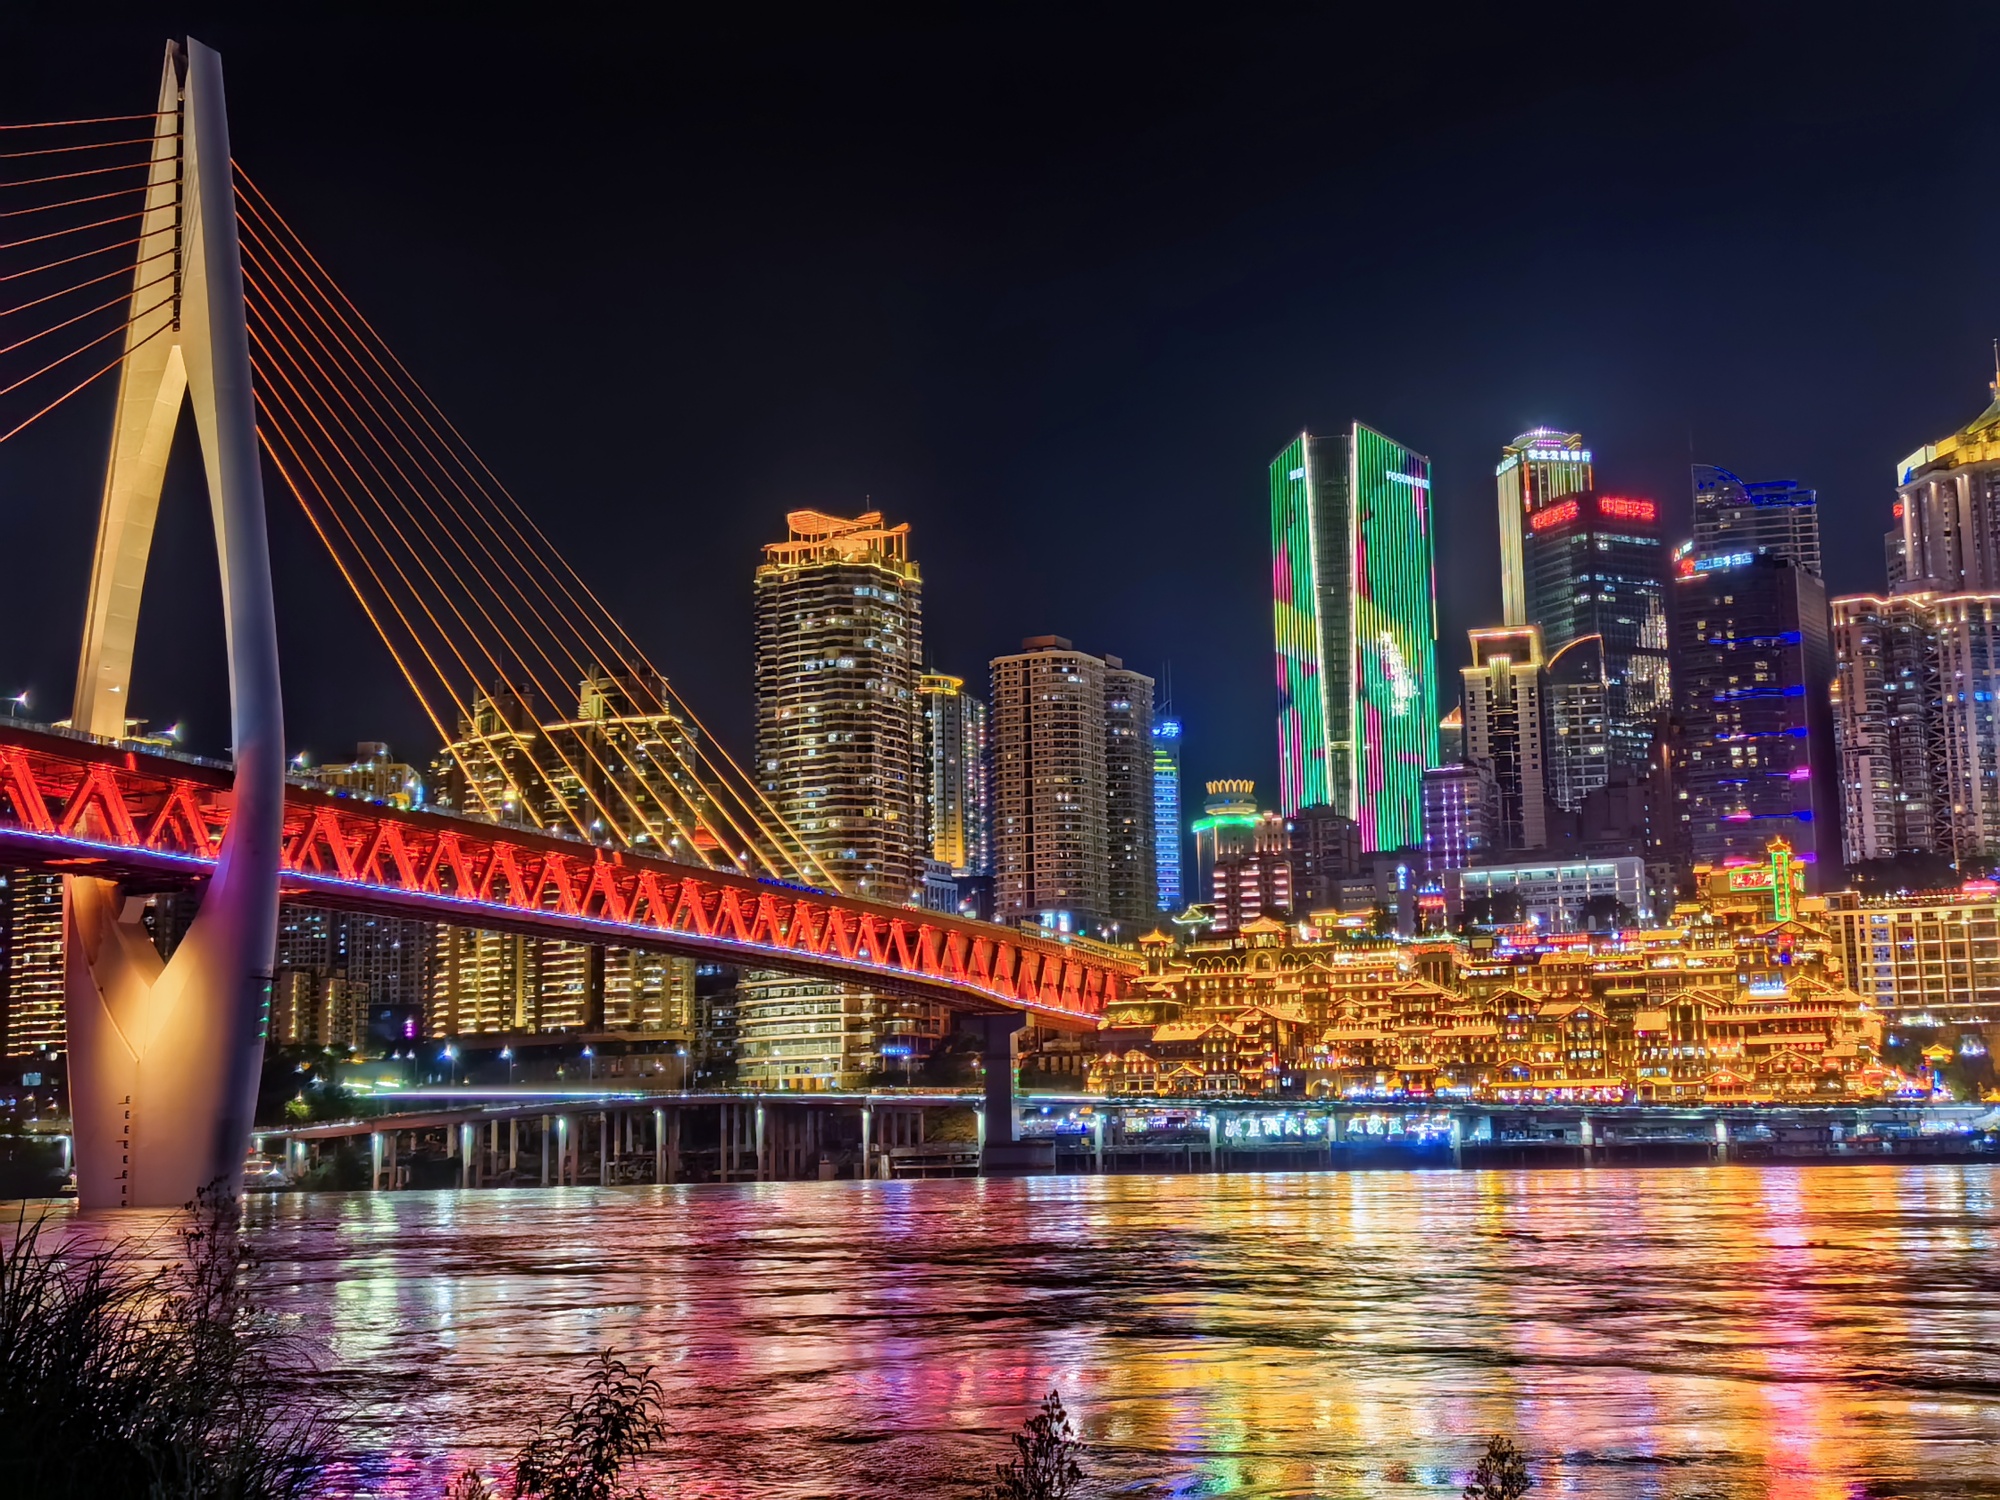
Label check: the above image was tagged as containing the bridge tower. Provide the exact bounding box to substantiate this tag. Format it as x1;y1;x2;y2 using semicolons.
65;39;284;1208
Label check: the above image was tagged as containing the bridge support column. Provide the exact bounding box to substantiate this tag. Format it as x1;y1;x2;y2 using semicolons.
1091;1113;1105;1174
1450;1114;1465;1169
968;1014;1051;1176
509;1118;519;1174
600;1113;611;1187
754;1101;768;1181
540;1116;551;1186
860;1103;873;1180
1714;1118;1730;1162
369;1132;383;1191
66;40;286;1211
1580;1115;1597;1168
653;1108;666;1185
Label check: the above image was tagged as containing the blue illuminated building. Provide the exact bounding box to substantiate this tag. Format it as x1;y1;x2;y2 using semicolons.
1691;465;1822;577
1670;552;1843;885
1152;717;1183;911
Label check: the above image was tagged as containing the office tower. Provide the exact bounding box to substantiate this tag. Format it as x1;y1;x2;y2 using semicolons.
1496;429;1593;627
1896;377;2000;593
989;637;1155;934
919;673;989;876
1288;803;1360;908
1269;424;1439;847
1691;466;1823;577
1885;510;1908;590
1525;491;1671;770
1672;554;1842;883
1544;635;1609;813
1422;760;1502;872
1103;663;1158;930
1152;717;1184;912
754;510;924;902
1461;627;1549;851
1830;595;1936;864
0;870;63;1057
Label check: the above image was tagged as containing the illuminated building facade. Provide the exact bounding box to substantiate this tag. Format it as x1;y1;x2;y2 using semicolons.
1446;855;1649;930
298;741;423;808
1545;634;1609;813
1422;761;1500;873
1104;662;1159;929
755;510;924;901
0;869;64;1057
919;673;990;876
1526;490;1670;770
1192;779;1259;906
990;637;1155;934
1672;553;1843;883
1496;429;1593;628
1287;803;1361;909
1692;466;1823;577
1830;594;1937;863
1269;424;1439;847
1462;627;1548;851
1152;717;1184;911
1828;886;2000;1025
276;904;434;1050
1895;379;2000;594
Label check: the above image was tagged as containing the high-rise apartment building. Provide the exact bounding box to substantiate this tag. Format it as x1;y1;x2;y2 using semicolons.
1422;761;1501;873
1525;491;1670;770
754;510;924;902
1496;429;1593;628
1833;590;2000;867
298;742;424;808
1104;663;1158;930
1672;553;1842;884
750;510;929;1087
0;869;63;1057
989;637;1155;934
918;673;989;877
1830;594;1937;864
1152;717;1183;912
1691;466;1823;577
1896;380;2000;594
1461;627;1549;852
1270;425;1439;848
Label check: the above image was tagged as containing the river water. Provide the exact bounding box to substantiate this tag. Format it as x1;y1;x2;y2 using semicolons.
99;1164;2000;1496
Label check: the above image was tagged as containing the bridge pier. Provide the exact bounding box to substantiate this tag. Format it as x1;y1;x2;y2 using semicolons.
968;1014;1052;1176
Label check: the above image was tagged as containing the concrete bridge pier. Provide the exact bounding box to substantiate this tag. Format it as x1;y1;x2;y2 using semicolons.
967;1013;1052;1175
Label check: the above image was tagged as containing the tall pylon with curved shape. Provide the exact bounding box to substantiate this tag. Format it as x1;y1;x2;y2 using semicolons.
66;38;283;1209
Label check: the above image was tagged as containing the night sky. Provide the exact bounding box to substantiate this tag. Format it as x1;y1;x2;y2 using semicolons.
3;9;1998;816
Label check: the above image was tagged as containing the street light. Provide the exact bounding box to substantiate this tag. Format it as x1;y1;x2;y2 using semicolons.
500;1046;515;1086
675;1046;688;1092
440;1043;458;1087
5;692;26;720
582;1045;594;1082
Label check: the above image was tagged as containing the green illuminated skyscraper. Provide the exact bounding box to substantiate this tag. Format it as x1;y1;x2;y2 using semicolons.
1270;424;1439;850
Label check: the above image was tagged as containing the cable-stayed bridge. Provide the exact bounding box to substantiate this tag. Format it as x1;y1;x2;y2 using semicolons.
0;40;1134;1206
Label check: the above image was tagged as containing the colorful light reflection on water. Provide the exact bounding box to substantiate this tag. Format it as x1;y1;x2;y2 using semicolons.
196;1166;2000;1495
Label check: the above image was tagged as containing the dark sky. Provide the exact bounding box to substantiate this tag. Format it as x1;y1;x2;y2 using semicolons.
3;8;1998;814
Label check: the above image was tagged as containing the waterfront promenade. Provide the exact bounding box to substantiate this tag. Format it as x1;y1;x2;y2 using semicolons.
249;1086;2000;1189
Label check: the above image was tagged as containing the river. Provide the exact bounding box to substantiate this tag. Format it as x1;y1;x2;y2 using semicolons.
105;1164;2000;1496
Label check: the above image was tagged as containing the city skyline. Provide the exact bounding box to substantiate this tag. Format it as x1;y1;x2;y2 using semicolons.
1;15;1995;827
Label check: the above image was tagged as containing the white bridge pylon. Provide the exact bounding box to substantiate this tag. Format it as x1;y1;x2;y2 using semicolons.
66;38;284;1209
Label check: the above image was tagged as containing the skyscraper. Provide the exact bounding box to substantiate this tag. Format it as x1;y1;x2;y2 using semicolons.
749;510;928;1090
1270;424;1439;848
1896;378;2000;593
1691;466;1823;577
1672;553;1842;883
919;673;990;876
1525;491;1670;771
1496;429;1593;627
754;510;925;901
1151;716;1184;912
989;637;1155;934
1461;627;1549;851
1103;662;1159;930
1830;594;1935;864
1544;634;1610;813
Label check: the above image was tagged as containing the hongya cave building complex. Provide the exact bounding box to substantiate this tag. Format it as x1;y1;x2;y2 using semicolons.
1073;844;1914;1105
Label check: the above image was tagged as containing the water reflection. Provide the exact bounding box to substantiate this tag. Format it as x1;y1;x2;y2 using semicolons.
158;1166;2000;1495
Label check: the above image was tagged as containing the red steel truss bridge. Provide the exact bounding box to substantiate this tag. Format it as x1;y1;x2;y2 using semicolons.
0;720;1131;1025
